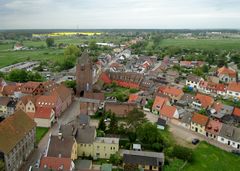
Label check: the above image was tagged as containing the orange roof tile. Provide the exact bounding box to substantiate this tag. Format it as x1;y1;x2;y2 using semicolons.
36;95;59;108
161;86;184;97
233;107;240;117
39;157;72;170
51;84;72;102
152;96;169;110
35;107;53;119
128;94;139;103
2;85;18;96
227;82;240;92
192;113;209;126
160;105;177;119
195;93;214;108
218;66;236;78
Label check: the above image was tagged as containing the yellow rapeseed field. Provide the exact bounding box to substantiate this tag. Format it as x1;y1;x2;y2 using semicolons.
32;32;101;37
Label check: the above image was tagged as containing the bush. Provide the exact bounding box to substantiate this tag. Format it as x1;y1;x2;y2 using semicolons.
129;88;139;93
172;145;193;162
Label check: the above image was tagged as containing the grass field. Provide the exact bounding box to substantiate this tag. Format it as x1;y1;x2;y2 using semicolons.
159;38;240;50
36;127;49;144
184;141;240;171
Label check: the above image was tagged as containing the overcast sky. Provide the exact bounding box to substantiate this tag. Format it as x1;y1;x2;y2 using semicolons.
1;0;240;29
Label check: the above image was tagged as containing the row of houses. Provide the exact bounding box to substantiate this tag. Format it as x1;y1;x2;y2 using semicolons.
0;79;73;127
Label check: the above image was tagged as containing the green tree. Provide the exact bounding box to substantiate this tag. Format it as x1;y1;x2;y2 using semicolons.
46;37;55;47
98;118;106;131
109;113;118;134
89;40;98;50
0;160;4;171
126;108;146;132
64;80;76;89
202;64;209;73
172;145;193;162
109;153;122;166
64;44;80;58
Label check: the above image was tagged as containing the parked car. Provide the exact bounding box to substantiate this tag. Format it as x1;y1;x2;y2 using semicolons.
232;150;240;156
192;138;200;145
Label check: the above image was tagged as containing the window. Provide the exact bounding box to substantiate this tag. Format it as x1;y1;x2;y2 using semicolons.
221;138;224;141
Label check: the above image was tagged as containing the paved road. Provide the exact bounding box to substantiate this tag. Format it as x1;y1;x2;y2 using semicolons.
20;99;80;171
144;111;234;152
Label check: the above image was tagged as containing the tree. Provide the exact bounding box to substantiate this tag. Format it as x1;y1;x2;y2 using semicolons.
46;37;55;47
98;118;106;131
109;153;122;166
136;122;162;145
7;69;28;82
126;108;146;132
0;160;4;171
202;64;209;73
89;40;98;50
109;113;118;134
172;145;193;162
64;44;80;58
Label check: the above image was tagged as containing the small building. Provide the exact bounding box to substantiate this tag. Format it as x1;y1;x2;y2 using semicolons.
34;107;55;128
123;150;164;171
226;82;240;99
191;113;209;135
39;156;75;171
186;75;202;89
152;96;170;115
133;144;142;151
159;105;179;121
156;118;167;130
160;86;184;102
217;66;236;83
180;112;193;129
192;93;214;110
205;119;222;139
217;123;240;149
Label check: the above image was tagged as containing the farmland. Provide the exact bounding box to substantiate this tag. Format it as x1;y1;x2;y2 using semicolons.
159;38;240;50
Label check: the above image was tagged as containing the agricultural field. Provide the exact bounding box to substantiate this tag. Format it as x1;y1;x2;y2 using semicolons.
159;38;240;50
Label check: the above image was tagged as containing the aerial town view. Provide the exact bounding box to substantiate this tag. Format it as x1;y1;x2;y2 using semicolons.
1;0;240;171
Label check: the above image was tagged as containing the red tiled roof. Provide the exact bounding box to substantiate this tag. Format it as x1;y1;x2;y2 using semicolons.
233;107;240;117
152;96;169;110
192;113;209;126
21;81;42;94
51;84;71;102
26;112;35;119
2;85;18;96
161;86;184;97
195;93;214;108
115;80;139;89
35;107;53;119
36;95;59;108
100;72;112;84
160;105;177;119
128;94;139;103
39;157;72;170
227;82;240;92
205;119;222;135
218;66;236;78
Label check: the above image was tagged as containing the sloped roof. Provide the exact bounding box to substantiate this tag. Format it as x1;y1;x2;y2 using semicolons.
75;126;96;144
19;95;39;105
0;96;10;106
36;95;59;108
128;94;139;103
161;86;183;97
152;96;169;110
233;107;240;117
160;105;177;119
2;84;18;96
47;135;75;158
205;119;222;135
0;110;36;154
227;82;240;92
35;107;53;119
191;113;209;126
100;72;112;84
217;66;236;78
195;93;214;108
51;85;71;102
39;157;72;171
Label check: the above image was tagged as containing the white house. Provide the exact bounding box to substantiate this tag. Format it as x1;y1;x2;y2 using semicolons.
34;108;55;128
217;123;240;149
226;82;240;99
186;75;203;89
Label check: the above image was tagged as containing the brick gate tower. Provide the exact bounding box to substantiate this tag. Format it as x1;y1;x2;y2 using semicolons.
76;51;93;96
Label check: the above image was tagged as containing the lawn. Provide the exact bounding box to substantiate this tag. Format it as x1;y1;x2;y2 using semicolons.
183;141;240;171
36;127;49;144
159;38;240;50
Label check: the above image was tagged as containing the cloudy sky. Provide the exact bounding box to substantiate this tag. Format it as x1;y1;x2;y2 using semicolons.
1;0;240;29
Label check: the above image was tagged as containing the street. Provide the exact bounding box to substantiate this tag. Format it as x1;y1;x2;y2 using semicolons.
20;99;80;171
144;111;234;152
